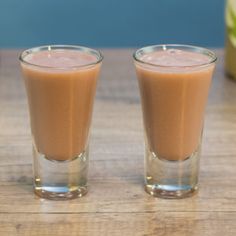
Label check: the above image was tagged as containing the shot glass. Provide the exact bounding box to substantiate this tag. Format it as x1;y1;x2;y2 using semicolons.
133;45;216;198
20;45;103;200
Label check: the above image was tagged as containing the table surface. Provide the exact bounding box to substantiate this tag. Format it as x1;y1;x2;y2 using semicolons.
0;49;236;236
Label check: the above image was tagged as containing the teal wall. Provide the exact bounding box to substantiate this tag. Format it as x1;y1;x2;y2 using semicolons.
0;0;225;48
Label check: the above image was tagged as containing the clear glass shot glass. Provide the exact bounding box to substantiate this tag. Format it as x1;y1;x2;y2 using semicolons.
133;45;216;198
20;45;103;200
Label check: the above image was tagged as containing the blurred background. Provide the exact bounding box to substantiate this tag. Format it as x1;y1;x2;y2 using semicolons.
0;0;225;48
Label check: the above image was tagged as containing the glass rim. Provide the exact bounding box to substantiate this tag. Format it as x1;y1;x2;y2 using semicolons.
133;44;217;68
19;45;103;69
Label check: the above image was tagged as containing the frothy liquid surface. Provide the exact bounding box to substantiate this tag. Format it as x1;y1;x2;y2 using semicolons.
139;49;212;67
136;48;215;161
21;49;101;161
24;49;98;68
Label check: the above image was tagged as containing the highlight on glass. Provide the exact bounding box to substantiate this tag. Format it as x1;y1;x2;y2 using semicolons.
20;45;103;200
133;44;216;198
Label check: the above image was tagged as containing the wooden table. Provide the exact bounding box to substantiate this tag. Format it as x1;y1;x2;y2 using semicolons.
0;49;236;236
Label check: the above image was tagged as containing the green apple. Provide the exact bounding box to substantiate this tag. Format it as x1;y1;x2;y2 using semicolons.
226;0;236;47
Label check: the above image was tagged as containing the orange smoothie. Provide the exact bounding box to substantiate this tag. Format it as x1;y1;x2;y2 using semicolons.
135;48;215;161
21;49;101;161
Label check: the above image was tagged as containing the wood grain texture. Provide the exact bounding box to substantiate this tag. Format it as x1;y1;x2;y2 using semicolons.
0;49;236;235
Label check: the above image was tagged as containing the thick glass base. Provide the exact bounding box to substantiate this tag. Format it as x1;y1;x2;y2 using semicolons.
145;183;197;199
34;186;87;200
145;147;200;199
33;146;89;200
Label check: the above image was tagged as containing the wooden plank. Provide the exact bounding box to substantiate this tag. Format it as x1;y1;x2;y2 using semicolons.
0;212;236;236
